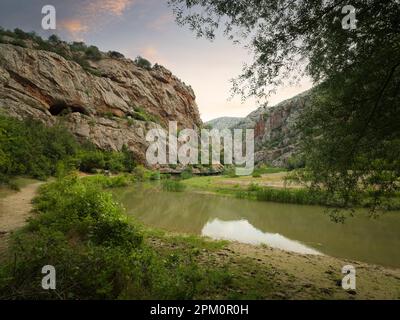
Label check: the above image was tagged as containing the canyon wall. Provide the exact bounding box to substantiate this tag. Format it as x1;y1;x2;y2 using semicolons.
235;91;311;167
0;43;202;163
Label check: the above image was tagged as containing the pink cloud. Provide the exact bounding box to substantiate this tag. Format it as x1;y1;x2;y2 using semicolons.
58;0;135;39
140;46;160;62
86;0;134;16
59;19;89;37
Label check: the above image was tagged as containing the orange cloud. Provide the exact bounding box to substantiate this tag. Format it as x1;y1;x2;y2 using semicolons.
140;46;159;61
86;0;134;16
58;0;135;40
59;19;89;37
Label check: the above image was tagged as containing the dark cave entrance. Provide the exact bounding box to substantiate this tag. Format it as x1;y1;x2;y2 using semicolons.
49;102;87;116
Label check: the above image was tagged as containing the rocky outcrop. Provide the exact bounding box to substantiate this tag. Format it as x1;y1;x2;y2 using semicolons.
234;90;312;167
205;117;243;130
0;43;202;164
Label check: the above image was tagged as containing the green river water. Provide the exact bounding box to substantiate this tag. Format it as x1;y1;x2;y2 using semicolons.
113;184;400;268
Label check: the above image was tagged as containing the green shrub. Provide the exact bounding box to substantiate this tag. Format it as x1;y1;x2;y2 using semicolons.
79;151;106;173
180;167;193;180
70;41;87;52
134;56;152;70
48;34;61;43
287;154;306;170
132;107;161;124
121;145;136;173
85;46;102;61
133;165;146;181
223;166;238;178
104;152;125;173
83;175;131;188
255;187;326;205
0;115;80;181
150;171;161;181
108;51;125;59
248;183;261;192
252;170;262;178
162;179;186;192
10;39;26;48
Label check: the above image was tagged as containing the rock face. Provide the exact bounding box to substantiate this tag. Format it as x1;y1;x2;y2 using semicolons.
235;91;312;167
205;117;244;130
0;43;202;163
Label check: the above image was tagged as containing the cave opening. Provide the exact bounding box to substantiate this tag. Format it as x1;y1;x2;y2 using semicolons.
49;102;87;116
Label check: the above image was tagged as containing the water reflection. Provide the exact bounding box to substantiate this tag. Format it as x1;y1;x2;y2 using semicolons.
113;184;400;268
202;218;322;255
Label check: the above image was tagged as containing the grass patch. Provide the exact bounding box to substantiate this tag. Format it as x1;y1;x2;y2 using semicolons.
162;179;186;192
254;187;326;205
82;174;132;188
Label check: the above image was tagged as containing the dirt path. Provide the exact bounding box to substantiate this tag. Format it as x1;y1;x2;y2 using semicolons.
0;182;43;253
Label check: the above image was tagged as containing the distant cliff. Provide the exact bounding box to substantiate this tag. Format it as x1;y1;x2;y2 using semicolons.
234;91;312;167
0;37;202;164
205;117;243;130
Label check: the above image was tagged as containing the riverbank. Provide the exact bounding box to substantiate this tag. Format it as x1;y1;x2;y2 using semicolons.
180;174;400;210
0;175;399;300
146;231;400;299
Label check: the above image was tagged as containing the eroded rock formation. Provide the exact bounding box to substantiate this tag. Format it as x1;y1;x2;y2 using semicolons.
0;43;202;164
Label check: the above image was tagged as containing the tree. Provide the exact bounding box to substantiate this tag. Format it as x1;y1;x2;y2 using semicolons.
168;0;400;218
48;34;61;43
134;56;152;70
85;45;102;61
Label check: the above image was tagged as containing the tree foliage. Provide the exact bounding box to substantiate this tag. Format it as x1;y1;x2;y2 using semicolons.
0;115;137;183
169;0;400;217
134;56;152;70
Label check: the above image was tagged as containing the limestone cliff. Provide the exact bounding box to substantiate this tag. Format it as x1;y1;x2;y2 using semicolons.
234;91;312;167
0;43;202;164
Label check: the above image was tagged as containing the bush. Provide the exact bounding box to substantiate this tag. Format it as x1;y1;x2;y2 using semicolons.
254;187;326;205
180;167;193;180
10;39;26;48
70;41;87;52
13;28;30;40
121;145;136;173
223;166;238;178
132;107;161;124
108;51;125;59
133;165;146;181
150;171;161;181
85;46;102;61
162;180;186;192
287;154;306;170
104;152;125;173
134;56;152;70
83;175;131;188
252;170;262;178
79;151;106;173
0;115;80;181
48;34;61;43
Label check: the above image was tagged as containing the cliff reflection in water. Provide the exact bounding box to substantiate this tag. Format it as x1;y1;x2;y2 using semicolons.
113;184;400;268
202;218;321;255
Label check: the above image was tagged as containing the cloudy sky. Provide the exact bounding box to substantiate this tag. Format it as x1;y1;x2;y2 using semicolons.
0;0;312;121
